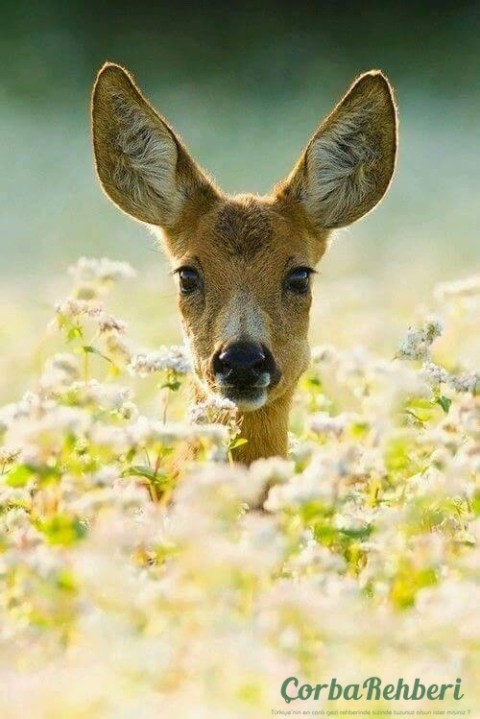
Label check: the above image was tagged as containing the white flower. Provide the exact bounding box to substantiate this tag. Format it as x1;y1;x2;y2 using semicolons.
68;256;136;284
128;346;191;376
309;411;357;437
421;361;480;394
249;457;294;486
188;395;237;424
420;361;450;386
97;314;127;335
5;403;90;459
102;331;132;363
68;380;132;412
435;275;480;300
449;372;480;394
455;396;480;438
39;353;80;394
334;504;375;533
265;465;333;511
55;300;127;335
90;465;120;487
225;458;295;507
289;539;347;575
55;298;100;319
397;317;443;361
70;483;149;517
311;344;338;363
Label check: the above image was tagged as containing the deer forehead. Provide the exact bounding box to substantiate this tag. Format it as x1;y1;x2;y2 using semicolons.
175;196;319;274
211;198;274;260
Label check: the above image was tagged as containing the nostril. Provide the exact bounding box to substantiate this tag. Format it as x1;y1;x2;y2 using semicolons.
213;341;270;381
251;350;266;370
218;350;233;370
213;350;231;377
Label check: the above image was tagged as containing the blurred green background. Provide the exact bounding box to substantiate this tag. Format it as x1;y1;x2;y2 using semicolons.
1;0;479;279
1;1;479;403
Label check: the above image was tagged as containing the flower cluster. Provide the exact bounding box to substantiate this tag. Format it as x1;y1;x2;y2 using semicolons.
0;259;480;717
128;346;191;376
396;317;443;360
68;256;136;289
435;274;480;300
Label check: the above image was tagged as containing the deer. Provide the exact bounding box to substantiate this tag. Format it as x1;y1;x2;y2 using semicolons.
91;63;398;465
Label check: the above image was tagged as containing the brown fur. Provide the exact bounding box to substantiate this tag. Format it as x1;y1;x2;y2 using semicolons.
91;63;398;464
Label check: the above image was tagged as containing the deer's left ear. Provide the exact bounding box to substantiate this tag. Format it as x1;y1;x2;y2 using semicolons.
91;63;218;229
276;71;398;229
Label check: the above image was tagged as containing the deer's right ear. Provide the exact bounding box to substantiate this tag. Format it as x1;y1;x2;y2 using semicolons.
275;71;398;231
92;63;217;228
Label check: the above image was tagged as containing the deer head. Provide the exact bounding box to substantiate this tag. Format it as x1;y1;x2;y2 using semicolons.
92;63;397;462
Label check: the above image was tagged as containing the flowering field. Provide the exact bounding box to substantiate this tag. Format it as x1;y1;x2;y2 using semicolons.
1;258;480;717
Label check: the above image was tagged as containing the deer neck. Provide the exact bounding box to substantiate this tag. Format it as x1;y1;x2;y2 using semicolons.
189;382;292;464
233;393;292;464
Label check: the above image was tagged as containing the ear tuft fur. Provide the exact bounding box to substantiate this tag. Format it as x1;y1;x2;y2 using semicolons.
91;63;216;227
276;70;398;230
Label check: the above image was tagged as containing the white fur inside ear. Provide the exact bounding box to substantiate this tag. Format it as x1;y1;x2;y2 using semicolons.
110;91;181;220
305;102;380;228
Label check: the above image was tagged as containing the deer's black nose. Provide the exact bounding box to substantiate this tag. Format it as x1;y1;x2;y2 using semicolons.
212;340;274;388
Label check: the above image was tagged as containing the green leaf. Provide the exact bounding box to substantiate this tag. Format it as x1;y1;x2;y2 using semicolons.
67;325;83;342
312;523;337;544
390;566;438;610
82;345;112;364
471;493;480;516
160;379;182;391
385;435;418;474
338;525;373;540
299;500;331;524
122;465;169;486
435;395;452;414
56;569;78;592
229;438;248;450
6;464;34;487
405;396;438;423
404;409;425;426
350;421;370;438
37;515;87;546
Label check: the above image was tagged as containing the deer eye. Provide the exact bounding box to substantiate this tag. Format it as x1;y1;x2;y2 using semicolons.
176;267;201;295
284;267;313;295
